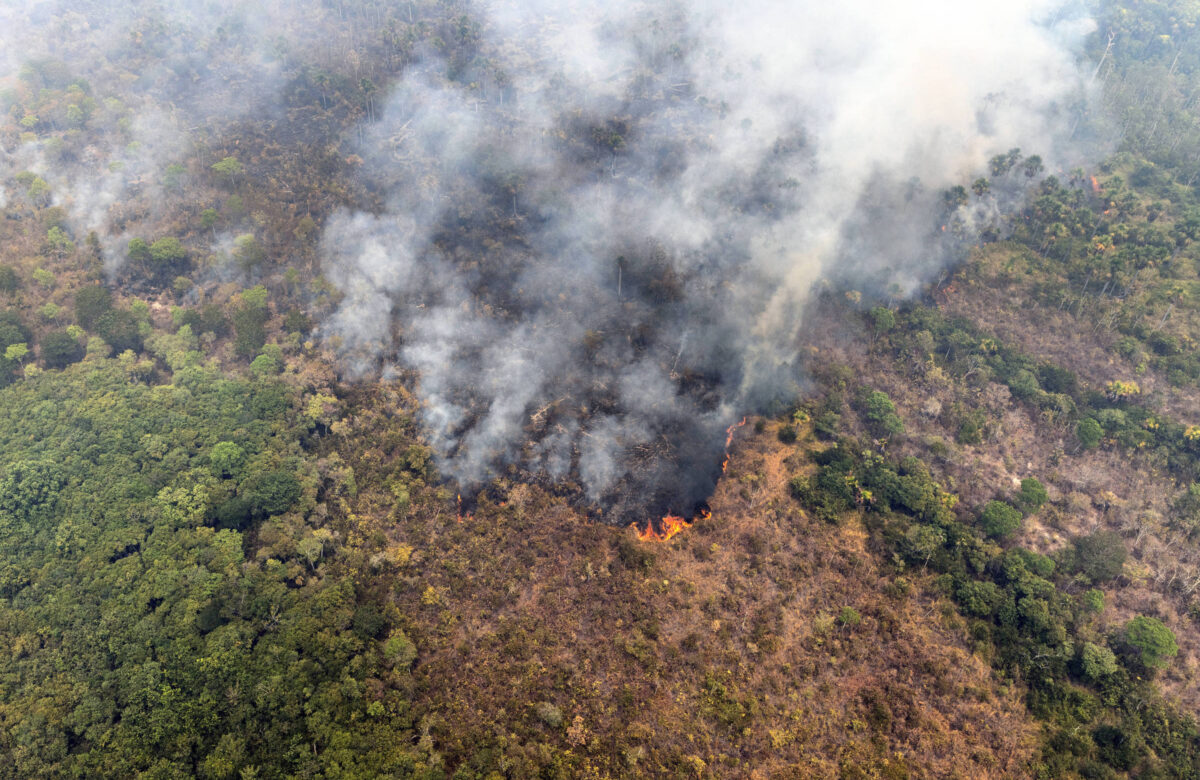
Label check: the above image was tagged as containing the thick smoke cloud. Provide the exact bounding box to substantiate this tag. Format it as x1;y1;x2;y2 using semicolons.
0;1;1098;524
322;0;1096;523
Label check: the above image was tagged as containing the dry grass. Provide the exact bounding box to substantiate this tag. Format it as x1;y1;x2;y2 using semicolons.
337;396;1041;778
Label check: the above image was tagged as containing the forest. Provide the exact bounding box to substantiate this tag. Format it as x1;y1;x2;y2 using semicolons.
1;0;1200;777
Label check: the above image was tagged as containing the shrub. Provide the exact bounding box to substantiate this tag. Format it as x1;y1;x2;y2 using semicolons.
1017;477;1049;513
176;304;230;338
1074;530;1126;583
1096;408;1127;432
1009;369;1042;400
1082;589;1105;612
0;265;19;293
535;702;563;728
1076;418;1103;449
813;411;840;440
955;409;988;445
383;629;417;669
1038;363;1078;394
282;308;312;335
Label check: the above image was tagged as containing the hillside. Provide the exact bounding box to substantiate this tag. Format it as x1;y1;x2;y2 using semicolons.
1;1;1200;778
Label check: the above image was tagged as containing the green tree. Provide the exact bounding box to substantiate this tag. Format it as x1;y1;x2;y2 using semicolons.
1074;530;1127;583
0;460;65;518
384;629;418;669
249;353;278;377
200;208;219;234
0;310;31;349
40;330;84;369
240;285;268;309
1080;642;1119;683
149;237;187;267
283;309;313;335
161;162;186;189
836;606;862;630
4;343;28;363
209;441;246;478
905;525;945;568
293;215;317;241
233;303;269;358
26;175;50;205
979;500;1022;539
955;579;1000;617
869;306;895;340
863;390;904;437
942;185;968;210
96;308;142;354
233;234;266;273
245;469;302;516
75;285;113;329
127;237;151;265
211;156;244;185
1081;588;1105;612
32;267;55;289
0;355;418;775
1119;615;1178;672
45;226;75;258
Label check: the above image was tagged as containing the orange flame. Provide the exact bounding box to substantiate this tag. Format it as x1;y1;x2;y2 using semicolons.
635;513;691;542
633;417;747;542
456;493;473;523
1090;175;1101;194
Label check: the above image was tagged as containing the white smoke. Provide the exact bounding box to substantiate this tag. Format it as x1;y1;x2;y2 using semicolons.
319;0;1097;519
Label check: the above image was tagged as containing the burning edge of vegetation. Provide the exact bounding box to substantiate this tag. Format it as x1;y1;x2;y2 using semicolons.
632;416;747;542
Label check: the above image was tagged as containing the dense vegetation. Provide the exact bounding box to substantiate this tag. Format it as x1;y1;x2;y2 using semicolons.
0;354;424;777
790;421;1195;776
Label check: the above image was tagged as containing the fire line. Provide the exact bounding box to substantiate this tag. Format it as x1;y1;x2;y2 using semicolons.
633;416;747;542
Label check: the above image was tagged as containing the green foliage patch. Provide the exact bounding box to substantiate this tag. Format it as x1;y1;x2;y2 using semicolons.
0;357;419;778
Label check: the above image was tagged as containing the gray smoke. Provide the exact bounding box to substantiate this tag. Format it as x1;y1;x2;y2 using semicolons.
0;1;1099;524
320;0;1097;523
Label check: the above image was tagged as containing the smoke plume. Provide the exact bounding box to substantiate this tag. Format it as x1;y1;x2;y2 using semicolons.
0;1;1098;525
320;0;1096;524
